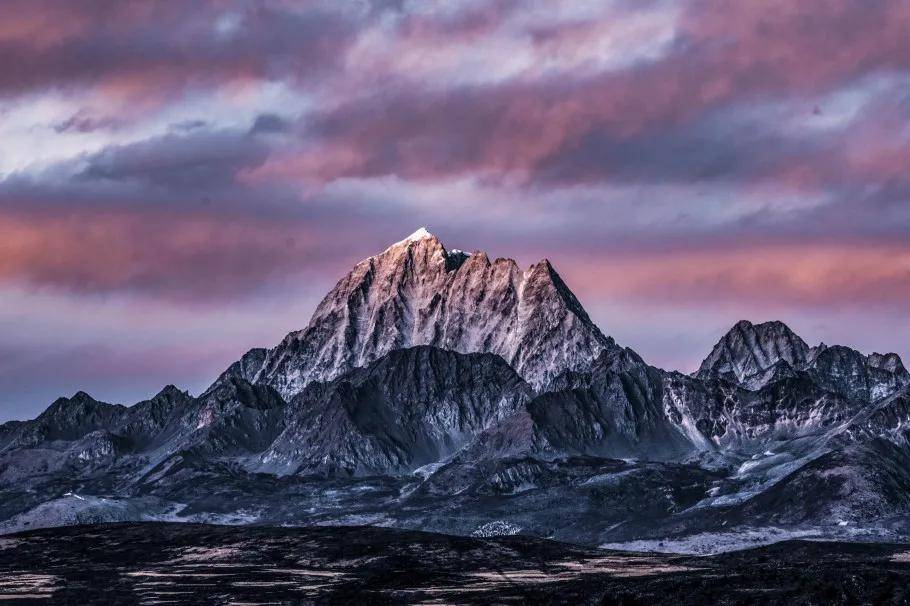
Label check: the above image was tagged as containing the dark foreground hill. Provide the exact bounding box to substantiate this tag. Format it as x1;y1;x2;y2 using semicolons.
1;522;909;605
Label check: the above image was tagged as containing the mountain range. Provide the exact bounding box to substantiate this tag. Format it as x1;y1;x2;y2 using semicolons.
2;228;909;552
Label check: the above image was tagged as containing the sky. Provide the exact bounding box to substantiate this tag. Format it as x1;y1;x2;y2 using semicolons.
1;0;910;420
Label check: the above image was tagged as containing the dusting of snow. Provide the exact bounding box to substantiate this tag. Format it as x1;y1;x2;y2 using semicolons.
413;461;445;479
600;527;822;555
472;520;522;537
379;227;438;254
405;227;434;242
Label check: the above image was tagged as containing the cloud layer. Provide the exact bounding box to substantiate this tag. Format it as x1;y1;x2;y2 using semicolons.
1;0;909;418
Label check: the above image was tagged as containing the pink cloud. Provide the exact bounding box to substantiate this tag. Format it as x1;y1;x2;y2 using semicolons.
557;241;910;310
0;207;325;299
242;0;910;187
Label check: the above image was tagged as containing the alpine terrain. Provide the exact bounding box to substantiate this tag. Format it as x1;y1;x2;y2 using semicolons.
2;228;910;553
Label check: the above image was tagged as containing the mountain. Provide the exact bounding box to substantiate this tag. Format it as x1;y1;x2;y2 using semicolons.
237;228;618;397
698;320;909;401
159;376;287;458
697;320;811;389
2;230;910;552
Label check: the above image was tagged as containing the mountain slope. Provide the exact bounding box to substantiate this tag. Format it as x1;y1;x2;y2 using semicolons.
256;346;532;476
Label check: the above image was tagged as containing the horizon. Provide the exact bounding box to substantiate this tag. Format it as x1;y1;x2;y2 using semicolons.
2;1;910;420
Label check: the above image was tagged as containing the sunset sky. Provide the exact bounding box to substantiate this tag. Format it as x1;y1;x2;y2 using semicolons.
2;0;909;420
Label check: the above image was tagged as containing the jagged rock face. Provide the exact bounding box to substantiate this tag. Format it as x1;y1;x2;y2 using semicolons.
256;346;532;476
159;377;287;458
663;373;862;452
524;349;694;460
435;349;697;465
698;321;909;401
868;352;910;377
220;348;268;384
840;387;910;447
64;431;129;469
807;346;910;403
243;229;616;398
697;320;810;389
115;386;193;451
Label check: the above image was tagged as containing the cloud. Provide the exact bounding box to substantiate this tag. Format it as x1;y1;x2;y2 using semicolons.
76;130;271;191
238;0;910;190
249;113;291;135
556;241;910;311
3;0;910;417
53;109;122;133
0;208;310;299
0;1;362;111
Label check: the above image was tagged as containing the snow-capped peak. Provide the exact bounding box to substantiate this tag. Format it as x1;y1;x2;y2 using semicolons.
381;227;440;254
405;227;434;242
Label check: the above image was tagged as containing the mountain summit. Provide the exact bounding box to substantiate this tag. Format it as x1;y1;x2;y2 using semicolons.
697;320;811;388
698;319;909;398
239;230;618;397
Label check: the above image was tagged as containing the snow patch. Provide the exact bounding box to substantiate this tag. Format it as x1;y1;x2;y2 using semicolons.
600;527;821;555
471;520;522;537
405;227;434;242
413;461;445;479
